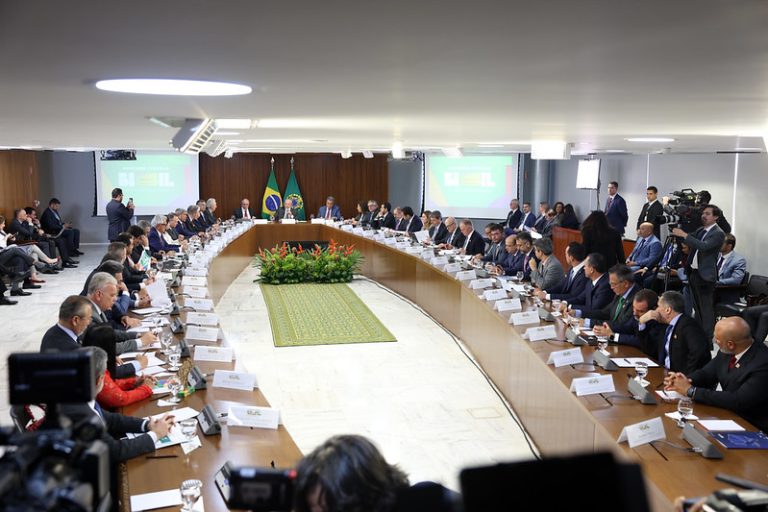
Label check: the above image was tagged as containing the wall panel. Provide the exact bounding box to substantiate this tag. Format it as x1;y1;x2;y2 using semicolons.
0;150;39;220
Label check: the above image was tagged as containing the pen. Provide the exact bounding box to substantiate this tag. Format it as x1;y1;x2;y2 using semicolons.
146;455;178;459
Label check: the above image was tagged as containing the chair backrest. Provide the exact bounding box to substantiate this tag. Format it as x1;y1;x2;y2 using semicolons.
747;274;768;296
740;271;750;286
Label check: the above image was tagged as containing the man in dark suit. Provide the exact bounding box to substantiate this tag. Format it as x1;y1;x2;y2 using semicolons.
9;208;72;266
594;289;659;349
426;211;448;245
495;234;523;276
438;216;464;249
399;206;423;233
579;264;638;326
637;290;711;374
40;295;93;352
359;200;378;226
59;347;175;463
276;197;299;220
538;242;588;303
504;198;522;232
604;181;628;235
458;219;485;256
392;207;406;231
106;188;134;242
569;253;613;315
195;200;212;229
40;197;82;256
672;204;726;341
515;232;539;281
532;202;550;233
475;223;505;263
664;317;768;433
148;215;178;255
514;202;536;233
203;198;218;225
636;186;664;238
233;198;255;219
373;202;395;230
317;196;342;220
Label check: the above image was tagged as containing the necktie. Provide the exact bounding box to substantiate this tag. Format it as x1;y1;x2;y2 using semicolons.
716;255;724;277
244;208;249;219
605;196;613;213
662;323;675;367
325;208;331;219
728;355;737;370
613;296;625;321
93;401;105;423
565;269;573;290
631;238;645;261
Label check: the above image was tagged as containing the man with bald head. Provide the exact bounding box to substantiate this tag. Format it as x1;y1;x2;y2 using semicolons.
626;222;662;273
665;317;768;432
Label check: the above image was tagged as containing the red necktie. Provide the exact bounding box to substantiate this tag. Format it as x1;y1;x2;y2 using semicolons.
325;209;331;219
728;355;737;369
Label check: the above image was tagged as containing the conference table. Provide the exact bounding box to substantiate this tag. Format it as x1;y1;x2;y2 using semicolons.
120;223;768;512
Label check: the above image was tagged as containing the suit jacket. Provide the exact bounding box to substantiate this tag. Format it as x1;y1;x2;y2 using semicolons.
685;224;726;282
549;266;589;302
571;273;613;313
88;302;139;350
393;217;406;231
8;218;36;241
515;212;536;231
461;231;485;256
584;284;639;324
505;209;522;230
532;214;548;233
498;251;524;276
429;223;448;245
481;241;505;263
610;314;664;350
148;228;176;253
276;206;298;220
233;207;255;219
175;220;197;238
374;212;396;230
40;324;80;352
717;252;747;286
358;210;376;226
639;315;711;375
688;341;768;432
403;216;423;233
636;200;665;237
444;229;463;248
628;235;663;269
519;249;540;281
530;255;566;291
40;207;65;235
59;403;155;463
605;194;628;235
203;209;216;225
106;199;133;241
317;205;341;220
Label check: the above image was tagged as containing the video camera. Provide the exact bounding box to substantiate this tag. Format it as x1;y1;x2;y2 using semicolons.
1;351;112;512
661;188;705;232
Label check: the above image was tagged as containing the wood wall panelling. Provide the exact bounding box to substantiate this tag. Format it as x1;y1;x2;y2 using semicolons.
0;150;39;220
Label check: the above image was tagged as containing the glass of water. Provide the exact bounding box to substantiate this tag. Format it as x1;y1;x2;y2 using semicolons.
161;333;173;355
166;376;183;404
515;271;524;281
168;345;182;371
180;418;198;464
677;397;694;427
597;337;609;353
180;479;202;511
635;361;649;386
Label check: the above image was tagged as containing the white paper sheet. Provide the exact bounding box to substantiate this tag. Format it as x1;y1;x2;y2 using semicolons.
130;489;182;511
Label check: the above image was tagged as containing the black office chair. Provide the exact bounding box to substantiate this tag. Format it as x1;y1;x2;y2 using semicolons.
716;274;768;318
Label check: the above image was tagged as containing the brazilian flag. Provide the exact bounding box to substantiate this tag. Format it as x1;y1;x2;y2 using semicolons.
284;162;305;220
262;165;282;219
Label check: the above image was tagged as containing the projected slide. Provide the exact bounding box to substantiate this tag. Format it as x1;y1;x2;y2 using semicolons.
95;152;200;216
425;155;518;219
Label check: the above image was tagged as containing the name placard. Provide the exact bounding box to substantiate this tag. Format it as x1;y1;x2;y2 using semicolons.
184;286;208;298
483;288;508;301
252;219;268;224
281;218;297;224
374;233;386;241
431;256;449;266
443;262;462;273
341;224;354;231
185;267;208;277
194;346;234;362
406;246;423;255
617;417;666;448
526;324;557;341
212;370;257;391
570;374;615;396
547;348;584;367
186;312;219;326
421;250;434;260
186;298;214;311
494;298;522;312
186;325;219;342
469;278;495;289
182;276;207;287
311;218;326;224
396;242;411;250
455;269;477;281
510;311;540;326
363;230;375;238
227;405;280;430
352;227;365;235
385;237;398;246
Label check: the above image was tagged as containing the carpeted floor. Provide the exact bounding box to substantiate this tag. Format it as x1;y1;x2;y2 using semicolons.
261;283;397;347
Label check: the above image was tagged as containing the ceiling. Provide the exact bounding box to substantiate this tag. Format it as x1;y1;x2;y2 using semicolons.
1;1;768;156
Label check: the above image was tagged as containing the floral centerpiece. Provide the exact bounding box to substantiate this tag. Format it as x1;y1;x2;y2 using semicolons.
255;240;362;284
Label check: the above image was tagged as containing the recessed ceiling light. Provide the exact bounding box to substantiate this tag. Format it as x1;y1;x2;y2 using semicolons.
95;79;252;96
215;119;252;129
625;137;676;143
605;149;628;153
478;140;531;146
391;141;405;159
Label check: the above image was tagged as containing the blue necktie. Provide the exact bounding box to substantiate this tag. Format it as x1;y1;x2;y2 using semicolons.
631;238;645;261
661;324;674;367
94;402;105;421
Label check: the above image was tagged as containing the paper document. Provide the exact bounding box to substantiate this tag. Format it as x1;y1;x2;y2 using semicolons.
413;230;430;243
133;307;164;315
150;406;199;422
610;357;660;368
130;489;182;511
697;420;744;431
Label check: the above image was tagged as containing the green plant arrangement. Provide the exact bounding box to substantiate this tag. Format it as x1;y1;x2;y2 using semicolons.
254;240;363;284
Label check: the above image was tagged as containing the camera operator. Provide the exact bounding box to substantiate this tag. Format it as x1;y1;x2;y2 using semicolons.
671;205;726;341
662;190;731;234
294;434;457;512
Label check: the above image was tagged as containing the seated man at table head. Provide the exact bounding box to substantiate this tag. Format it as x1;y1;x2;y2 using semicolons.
537;242;588;302
664;317;768;433
59;346;175;463
514;231;538;281
458;219;485;256
318;196;341;220
529;237;565;291
567;252;612;314
475;223;506;265
593;288;659;349
277;197;297;220
400;207;423;233
637;290;711;375
234;198;254;219
374;202;396;230
40;295;93;352
426;210;448;245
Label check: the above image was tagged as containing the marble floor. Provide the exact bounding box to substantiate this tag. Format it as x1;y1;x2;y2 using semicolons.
0;246;539;490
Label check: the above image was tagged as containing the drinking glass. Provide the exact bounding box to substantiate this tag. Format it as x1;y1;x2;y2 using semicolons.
597;337;609;353
515;271;524;281
168;351;181;371
551;299;561;311
180;418;198;464
166;376;183;404
677;397;694;427
180;479;202;511
161;333;173;354
635;361;649;386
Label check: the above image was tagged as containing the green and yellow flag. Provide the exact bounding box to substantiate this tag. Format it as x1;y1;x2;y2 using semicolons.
283;158;305;220
262;159;282;219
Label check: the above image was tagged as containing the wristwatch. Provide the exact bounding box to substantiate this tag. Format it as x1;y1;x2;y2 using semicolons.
686;386;696;398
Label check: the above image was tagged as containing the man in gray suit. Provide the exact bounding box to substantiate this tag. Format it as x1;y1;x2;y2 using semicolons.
672;204;726;340
40;295;93;352
715;233;747;305
529;237;565;291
